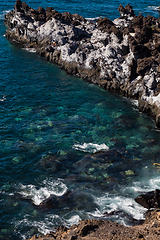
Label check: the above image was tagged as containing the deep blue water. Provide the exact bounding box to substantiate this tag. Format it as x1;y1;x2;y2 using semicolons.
1;0;160;239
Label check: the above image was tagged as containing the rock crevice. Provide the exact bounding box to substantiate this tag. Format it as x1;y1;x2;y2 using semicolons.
4;0;160;127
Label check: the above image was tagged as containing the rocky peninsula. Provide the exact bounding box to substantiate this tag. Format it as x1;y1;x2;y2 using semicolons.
4;1;160;239
4;0;160;128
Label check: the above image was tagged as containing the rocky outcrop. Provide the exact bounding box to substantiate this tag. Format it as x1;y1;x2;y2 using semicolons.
4;0;160;127
26;189;160;239
26;209;160;240
135;189;160;209
20;188;160;240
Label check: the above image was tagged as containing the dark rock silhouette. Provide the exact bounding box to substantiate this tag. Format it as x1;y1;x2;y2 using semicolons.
135;189;160;209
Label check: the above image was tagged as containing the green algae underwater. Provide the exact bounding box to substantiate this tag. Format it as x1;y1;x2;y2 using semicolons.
1;0;160;239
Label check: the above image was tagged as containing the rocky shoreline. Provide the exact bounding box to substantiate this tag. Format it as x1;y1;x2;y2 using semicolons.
23;189;160;239
4;0;160;128
26;209;160;239
4;1;160;239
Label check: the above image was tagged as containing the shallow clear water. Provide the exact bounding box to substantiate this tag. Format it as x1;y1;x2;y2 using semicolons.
1;0;160;239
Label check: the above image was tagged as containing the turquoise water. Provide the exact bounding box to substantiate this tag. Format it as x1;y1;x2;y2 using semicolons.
1;0;160;239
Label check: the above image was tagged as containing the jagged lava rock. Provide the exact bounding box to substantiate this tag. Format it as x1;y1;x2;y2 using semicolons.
4;0;160;127
135;189;160;209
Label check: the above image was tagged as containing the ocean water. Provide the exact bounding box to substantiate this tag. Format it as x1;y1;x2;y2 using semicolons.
1;0;160;239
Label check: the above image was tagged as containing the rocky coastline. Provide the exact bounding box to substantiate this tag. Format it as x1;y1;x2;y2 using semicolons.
4;0;160;128
25;209;160;239
24;190;160;239
4;1;160;239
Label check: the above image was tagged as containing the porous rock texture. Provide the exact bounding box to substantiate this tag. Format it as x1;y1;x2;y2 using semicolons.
4;0;160;127
26;210;160;240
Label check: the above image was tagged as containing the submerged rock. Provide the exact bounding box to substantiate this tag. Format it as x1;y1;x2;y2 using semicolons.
74;149;140;186
39;154;62;173
32;189;98;212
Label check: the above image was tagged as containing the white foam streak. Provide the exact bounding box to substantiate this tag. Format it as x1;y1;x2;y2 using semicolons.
73;142;109;153
22;48;36;53
86;17;99;21
124;177;160;196
130;99;138;106
15;214;61;239
89;208;104;218
95;194;146;220
18;179;68;205
95;176;160;221
66;215;81;226
148;6;160;11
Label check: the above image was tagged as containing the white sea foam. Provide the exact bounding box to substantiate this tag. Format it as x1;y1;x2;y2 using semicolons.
73;142;109;153
95;193;146;221
18;178;68;205
22;47;36;53
130;99;138;106
123;96;138;107
15;214;61;239
103;176;160;221
66;215;81;226
0;10;10;20
89;208;104;218
148;6;160;11
121;176;160;197
86;17;99;21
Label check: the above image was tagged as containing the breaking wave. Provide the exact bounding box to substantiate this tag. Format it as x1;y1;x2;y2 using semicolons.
148;6;160;11
18;179;68;205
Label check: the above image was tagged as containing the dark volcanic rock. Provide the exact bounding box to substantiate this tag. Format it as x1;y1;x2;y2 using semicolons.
26;209;160;240
45;7;62;21
118;4;135;17
14;0;22;12
35;190;98;212
21;1;29;12
4;1;160;128
97;17;122;39
38;193;66;210
137;57;154;75
135;189;160;209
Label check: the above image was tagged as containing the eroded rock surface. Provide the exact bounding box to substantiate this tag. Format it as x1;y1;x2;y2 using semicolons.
135;189;160;209
26;210;160;240
4;0;160;127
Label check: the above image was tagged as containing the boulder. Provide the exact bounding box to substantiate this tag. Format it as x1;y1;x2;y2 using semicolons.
45;8;62;21
135;26;152;44
36;190;98;212
135;189;160;209
21;1;29;12
137;57;154;76
118;4;135;17
97;17;122;39
14;0;22;12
